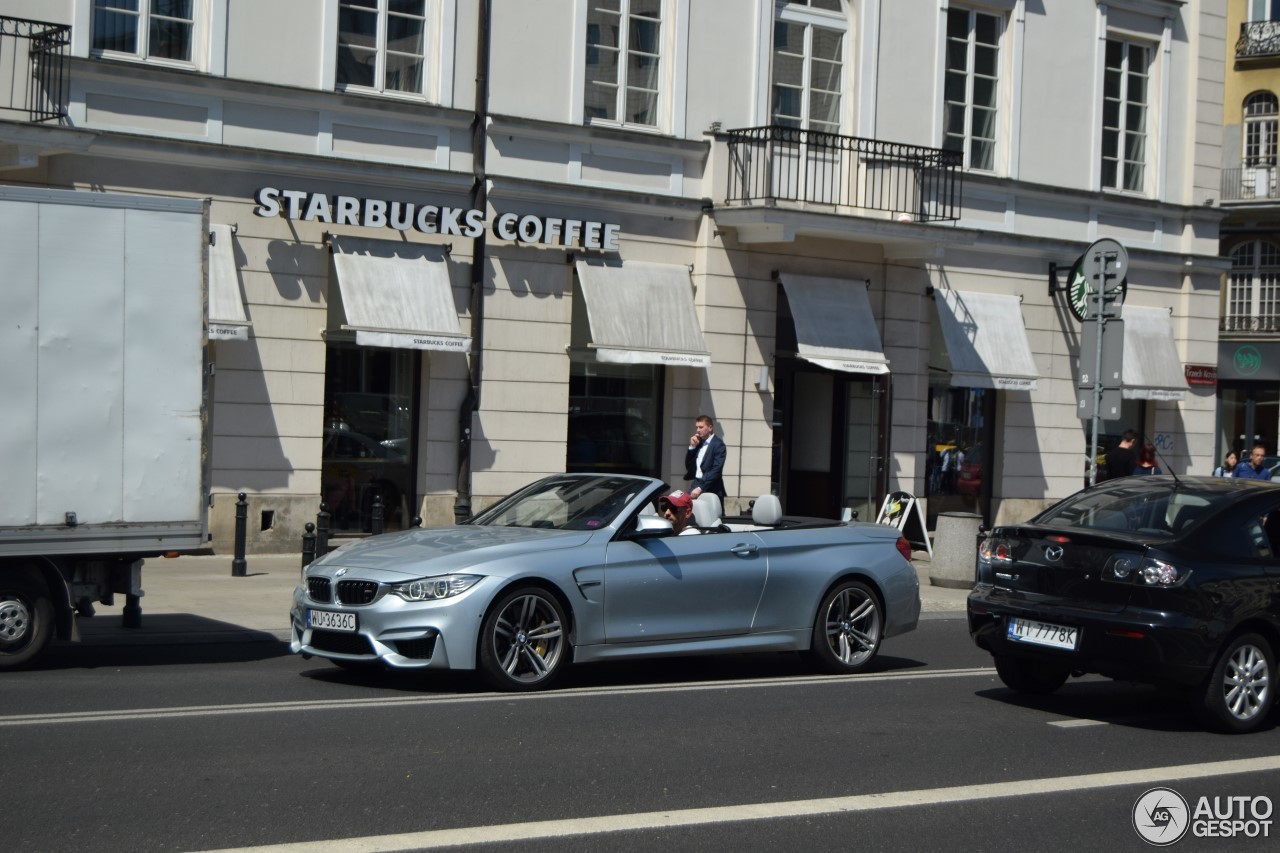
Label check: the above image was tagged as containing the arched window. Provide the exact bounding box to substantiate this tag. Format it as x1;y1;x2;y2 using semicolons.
1227;240;1280;333
1244;91;1278;168
771;1;847;134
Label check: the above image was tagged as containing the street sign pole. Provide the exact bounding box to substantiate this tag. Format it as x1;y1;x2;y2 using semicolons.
1078;239;1129;487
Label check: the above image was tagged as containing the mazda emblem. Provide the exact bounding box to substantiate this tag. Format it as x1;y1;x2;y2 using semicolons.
1045;546;1064;562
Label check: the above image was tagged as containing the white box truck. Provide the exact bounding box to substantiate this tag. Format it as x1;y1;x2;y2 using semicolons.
0;185;210;669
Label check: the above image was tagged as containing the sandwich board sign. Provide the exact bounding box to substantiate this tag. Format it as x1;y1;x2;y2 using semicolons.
876;491;932;558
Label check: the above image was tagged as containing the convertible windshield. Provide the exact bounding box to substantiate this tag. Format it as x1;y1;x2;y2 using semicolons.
1035;479;1218;537
470;475;649;531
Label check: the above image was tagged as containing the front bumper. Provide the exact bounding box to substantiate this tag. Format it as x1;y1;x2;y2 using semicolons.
967;583;1216;688
289;582;490;671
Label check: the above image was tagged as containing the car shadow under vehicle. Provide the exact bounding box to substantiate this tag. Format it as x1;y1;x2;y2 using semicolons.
975;679;1278;734
27;614;293;669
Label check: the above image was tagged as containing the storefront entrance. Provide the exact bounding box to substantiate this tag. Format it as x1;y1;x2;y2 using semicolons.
1219;383;1280;460
925;378;995;527
774;358;887;522
322;344;416;533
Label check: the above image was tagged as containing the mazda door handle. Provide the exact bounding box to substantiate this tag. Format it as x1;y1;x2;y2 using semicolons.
730;544;758;556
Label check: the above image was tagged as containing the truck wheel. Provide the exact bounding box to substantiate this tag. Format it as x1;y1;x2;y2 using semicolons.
0;577;54;670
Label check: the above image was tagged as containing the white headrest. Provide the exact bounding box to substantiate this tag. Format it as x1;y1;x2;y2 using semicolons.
692;493;723;528
753;494;782;526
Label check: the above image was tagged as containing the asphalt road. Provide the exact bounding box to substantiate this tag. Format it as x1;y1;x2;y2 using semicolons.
4;618;1279;853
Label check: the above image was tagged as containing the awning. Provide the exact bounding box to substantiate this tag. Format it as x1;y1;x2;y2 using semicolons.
1122;305;1187;400
779;273;889;374
208;223;251;341
574;260;711;367
329;236;470;352
933;289;1039;390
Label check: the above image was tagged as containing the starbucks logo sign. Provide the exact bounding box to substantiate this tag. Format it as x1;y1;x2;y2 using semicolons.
1235;345;1262;376
1068;259;1091;322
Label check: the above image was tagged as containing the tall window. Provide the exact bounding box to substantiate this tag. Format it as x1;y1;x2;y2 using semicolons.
771;1;845;133
337;0;427;96
92;0;194;62
1101;38;1150;193
1228;241;1280;333
1245;92;1279;167
1251;0;1280;21
943;8;1000;171
584;0;663;127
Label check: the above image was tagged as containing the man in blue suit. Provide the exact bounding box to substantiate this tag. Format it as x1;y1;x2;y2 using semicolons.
685;414;727;501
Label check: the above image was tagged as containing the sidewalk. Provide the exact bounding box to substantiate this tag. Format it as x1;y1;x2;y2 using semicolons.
73;551;969;647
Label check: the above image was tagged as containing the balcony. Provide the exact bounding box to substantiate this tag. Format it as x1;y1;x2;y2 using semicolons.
1237;20;1280;60
1221;313;1280;335
0;16;70;123
723;126;963;223
1221;165;1280;203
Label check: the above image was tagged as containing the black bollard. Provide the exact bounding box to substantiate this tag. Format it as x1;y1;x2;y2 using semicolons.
231;492;248;577
411;516;423;528
301;522;316;570
371;493;384;536
316;502;330;556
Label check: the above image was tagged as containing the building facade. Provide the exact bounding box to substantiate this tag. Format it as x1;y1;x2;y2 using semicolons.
1220;0;1280;467
0;0;1225;553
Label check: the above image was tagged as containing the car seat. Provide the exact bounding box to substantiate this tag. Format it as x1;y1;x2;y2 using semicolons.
693;493;724;531
752;494;783;527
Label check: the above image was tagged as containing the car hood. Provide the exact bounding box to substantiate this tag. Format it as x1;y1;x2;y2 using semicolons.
309;525;595;579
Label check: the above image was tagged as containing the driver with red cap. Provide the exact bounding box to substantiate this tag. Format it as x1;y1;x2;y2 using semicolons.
659;490;700;535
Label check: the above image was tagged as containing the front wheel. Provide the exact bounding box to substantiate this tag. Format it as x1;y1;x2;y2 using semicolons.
810;581;883;674
1197;633;1275;734
993;655;1070;695
0;576;54;671
478;586;570;691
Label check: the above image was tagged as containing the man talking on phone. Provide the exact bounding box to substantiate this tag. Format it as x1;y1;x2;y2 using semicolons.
685;414;727;501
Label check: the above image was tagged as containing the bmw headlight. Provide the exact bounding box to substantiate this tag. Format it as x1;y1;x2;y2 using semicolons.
391;574;482;602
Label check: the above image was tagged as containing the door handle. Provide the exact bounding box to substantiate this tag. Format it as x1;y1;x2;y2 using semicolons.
730;544;758;556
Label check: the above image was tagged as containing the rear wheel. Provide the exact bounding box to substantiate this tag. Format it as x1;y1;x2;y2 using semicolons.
994;655;1070;695
1197;633;1274;734
810;581;883;674
478;586;569;691
0;576;54;671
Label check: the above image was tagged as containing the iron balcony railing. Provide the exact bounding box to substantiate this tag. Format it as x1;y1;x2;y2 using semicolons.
1237;20;1280;59
0;16;70;122
1221;165;1280;202
1221;314;1280;334
724;125;963;222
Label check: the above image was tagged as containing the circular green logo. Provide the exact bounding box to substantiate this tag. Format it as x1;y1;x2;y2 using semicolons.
1235;345;1262;376
1068;259;1091;322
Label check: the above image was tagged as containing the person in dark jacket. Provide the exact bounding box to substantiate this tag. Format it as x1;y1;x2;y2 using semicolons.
1104;429;1138;481
1234;443;1274;480
685;414;727;501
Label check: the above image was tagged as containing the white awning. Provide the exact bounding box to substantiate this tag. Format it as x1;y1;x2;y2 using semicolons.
208;224;251;341
1122;305;1187;400
329;236;470;352
574;260;711;367
934;289;1039;390
779;273;889;375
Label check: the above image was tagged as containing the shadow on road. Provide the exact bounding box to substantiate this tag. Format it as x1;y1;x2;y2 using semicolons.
28;614;292;670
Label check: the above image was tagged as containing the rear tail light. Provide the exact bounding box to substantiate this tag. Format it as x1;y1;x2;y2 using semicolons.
1104;554;1191;587
978;536;1015;566
895;537;912;561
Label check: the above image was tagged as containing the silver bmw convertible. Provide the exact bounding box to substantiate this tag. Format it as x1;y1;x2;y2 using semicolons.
290;473;921;690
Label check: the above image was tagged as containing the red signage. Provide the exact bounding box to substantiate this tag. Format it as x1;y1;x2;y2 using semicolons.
1185;364;1217;386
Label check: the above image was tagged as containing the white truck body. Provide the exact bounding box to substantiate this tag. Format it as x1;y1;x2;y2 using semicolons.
0;185;209;667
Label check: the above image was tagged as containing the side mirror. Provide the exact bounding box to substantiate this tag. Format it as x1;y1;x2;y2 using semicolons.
628;515;674;538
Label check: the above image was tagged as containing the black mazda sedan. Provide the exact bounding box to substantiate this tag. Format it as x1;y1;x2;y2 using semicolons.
968;475;1280;733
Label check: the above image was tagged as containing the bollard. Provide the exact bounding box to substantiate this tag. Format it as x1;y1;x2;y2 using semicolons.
316;502;330;556
301;522;316;571
411;516;423;528
371;493;384;536
231;492;248;577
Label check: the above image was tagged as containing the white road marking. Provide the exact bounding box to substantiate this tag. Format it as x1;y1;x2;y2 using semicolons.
0;666;996;727
199;755;1280;853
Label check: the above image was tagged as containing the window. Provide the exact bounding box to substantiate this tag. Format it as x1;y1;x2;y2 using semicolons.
771;2;845;133
1101;38;1150;192
943;8;1000;171
584;0;663;127
1227;241;1280;333
92;0;194;62
1251;0;1280;22
337;0;427;96
1245;92;1279;168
